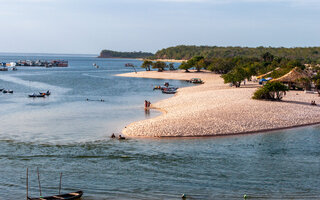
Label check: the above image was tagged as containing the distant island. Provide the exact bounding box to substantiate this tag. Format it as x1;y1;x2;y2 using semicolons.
98;50;154;59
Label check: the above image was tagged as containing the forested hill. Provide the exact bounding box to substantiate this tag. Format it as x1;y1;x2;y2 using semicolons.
98;50;154;58
154;45;320;62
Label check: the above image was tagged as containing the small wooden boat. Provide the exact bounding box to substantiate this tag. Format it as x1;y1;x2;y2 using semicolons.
29;93;45;98
0;88;4;91
28;190;83;200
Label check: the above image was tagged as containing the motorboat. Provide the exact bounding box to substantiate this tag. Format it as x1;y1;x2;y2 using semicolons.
29;93;45;98
39;90;51;96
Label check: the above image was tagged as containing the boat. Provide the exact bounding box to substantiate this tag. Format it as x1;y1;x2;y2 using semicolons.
0;67;8;71
39;90;51;96
188;78;204;84
51;60;68;67
3;90;13;93
0;88;4;91
28;190;83;200
162;87;177;94
29;93;45;98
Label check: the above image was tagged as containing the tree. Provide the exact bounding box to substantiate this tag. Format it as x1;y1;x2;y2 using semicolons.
179;61;191;72
152;61;167;72
222;66;247;87
195;59;206;72
253;82;288;100
168;63;176;70
141;60;153;71
262;52;274;62
125;63;137;73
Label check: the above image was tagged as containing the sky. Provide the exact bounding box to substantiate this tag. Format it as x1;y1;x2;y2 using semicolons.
0;0;319;54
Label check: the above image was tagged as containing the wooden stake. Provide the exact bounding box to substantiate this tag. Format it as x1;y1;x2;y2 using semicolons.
37;167;42;197
26;168;28;200
59;172;62;195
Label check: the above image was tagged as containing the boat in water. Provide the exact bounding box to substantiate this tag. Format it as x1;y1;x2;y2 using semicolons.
39;90;51;96
28;93;45;98
3;90;13;93
28;191;83;200
162;87;177;94
188;78;204;84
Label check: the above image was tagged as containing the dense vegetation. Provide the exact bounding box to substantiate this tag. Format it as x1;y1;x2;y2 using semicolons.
155;45;320;63
176;51;311;87
99;50;154;58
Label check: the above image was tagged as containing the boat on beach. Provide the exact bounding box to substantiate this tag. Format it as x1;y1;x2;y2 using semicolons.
27;190;83;200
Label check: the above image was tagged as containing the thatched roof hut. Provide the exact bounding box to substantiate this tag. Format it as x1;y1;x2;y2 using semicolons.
271;67;308;84
256;67;280;79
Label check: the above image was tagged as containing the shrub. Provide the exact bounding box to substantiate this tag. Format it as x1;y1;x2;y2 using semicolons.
253;82;288;100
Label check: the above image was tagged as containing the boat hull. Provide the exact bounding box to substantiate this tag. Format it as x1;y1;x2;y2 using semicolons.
28;190;83;200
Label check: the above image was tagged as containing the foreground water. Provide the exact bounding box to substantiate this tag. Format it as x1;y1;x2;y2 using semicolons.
0;54;319;199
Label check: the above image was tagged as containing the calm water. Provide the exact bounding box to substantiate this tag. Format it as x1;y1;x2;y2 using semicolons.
0;54;319;199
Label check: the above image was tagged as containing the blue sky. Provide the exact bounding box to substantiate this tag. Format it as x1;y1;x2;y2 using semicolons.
0;0;319;54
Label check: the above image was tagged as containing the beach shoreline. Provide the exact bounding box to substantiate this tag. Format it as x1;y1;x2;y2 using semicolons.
116;70;320;137
136;58;188;63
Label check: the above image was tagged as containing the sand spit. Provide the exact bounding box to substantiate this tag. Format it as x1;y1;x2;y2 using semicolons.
136;58;188;63
117;71;320;137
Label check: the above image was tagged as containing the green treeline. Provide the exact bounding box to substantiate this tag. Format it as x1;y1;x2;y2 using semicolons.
99;50;154;58
155;45;320;63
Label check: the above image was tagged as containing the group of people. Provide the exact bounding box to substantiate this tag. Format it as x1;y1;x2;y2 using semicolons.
144;100;151;108
311;100;317;106
111;133;126;140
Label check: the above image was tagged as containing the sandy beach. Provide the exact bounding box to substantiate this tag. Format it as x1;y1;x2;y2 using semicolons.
137;58;188;63
116;70;320;137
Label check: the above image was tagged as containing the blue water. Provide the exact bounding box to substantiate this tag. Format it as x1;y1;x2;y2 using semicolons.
0;54;319;199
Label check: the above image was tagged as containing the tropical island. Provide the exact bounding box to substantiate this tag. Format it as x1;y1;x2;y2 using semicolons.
98;49;154;59
116;46;320;137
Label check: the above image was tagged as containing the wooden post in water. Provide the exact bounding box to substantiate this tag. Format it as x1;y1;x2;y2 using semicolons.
26;168;28;200
37;167;42;197
59;172;62;195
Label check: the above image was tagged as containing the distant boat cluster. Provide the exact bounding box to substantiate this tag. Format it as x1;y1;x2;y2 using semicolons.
0;60;68;69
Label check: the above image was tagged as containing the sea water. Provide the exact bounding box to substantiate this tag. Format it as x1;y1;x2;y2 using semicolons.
0;54;319;199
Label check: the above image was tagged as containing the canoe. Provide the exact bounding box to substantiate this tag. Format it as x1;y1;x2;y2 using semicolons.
28;190;83;200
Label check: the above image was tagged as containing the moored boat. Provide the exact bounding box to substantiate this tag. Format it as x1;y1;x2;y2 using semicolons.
3;89;13;93
188;78;204;84
29;93;45;98
27;190;83;200
39;90;51;96
162;87;177;94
